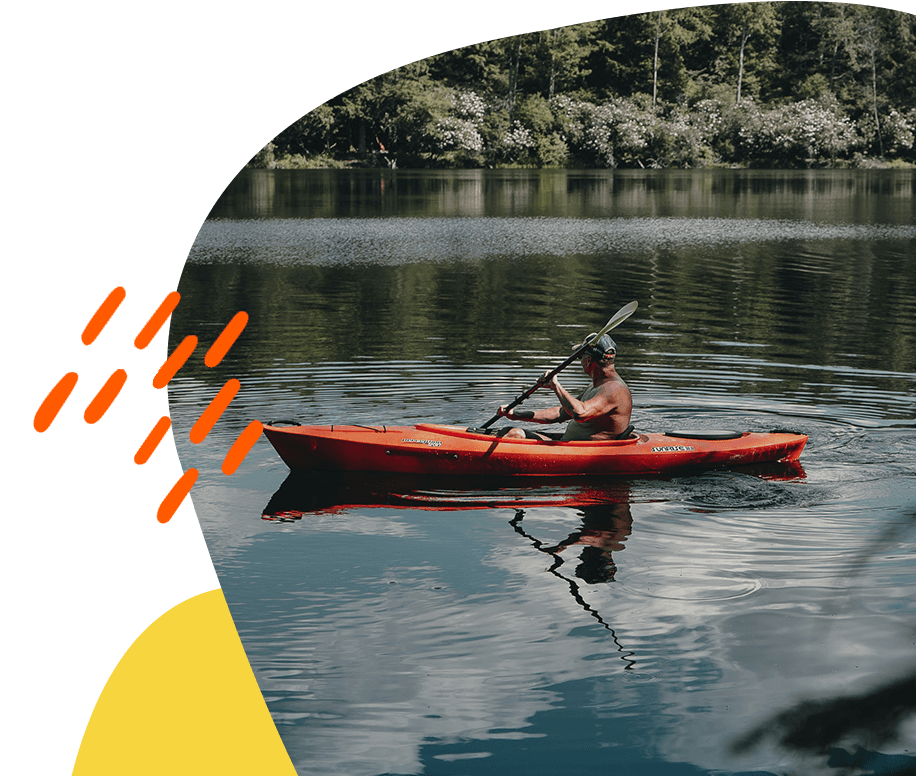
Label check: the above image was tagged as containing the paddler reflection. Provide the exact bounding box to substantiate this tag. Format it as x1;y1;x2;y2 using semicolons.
510;500;633;584
509;496;637;669
545;502;632;583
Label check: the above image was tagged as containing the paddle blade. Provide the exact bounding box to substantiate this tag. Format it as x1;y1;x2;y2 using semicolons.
574;301;638;351
594;300;637;340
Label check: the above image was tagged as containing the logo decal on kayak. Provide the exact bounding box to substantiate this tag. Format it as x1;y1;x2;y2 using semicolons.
652;445;695;453
402;438;443;447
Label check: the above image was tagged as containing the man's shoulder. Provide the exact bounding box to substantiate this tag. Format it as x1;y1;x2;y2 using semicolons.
597;375;629;393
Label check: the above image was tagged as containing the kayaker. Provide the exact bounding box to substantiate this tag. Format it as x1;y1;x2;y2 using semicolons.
496;333;632;441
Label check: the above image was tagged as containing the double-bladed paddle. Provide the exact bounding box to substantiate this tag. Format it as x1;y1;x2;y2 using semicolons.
473;300;638;431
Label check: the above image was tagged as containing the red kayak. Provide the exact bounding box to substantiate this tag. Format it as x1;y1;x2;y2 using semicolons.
262;422;807;477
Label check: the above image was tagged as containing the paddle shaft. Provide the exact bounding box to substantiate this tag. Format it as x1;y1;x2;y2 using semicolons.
478;349;586;429
478;301;638;430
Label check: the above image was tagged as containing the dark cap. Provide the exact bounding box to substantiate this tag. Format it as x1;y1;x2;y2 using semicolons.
581;332;617;359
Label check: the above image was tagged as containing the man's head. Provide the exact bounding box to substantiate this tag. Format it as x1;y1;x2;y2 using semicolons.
581;333;617;365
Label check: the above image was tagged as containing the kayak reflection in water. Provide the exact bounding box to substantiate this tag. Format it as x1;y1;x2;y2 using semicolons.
496;333;633;441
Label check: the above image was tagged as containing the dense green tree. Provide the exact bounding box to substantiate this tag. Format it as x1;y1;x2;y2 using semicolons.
532;23;602;99
252;3;916;170
770;2;830;99
272;104;336;157
505;35;526;113
427;38;510;95
717;2;781;104
588;13;656;98
646;8;713;106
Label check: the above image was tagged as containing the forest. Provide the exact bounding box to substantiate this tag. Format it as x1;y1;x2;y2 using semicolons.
249;2;916;170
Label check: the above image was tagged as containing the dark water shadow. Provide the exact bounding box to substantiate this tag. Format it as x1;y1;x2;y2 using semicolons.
731;507;916;775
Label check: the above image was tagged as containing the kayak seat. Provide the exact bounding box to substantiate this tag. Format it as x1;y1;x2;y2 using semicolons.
664;429;743;440
537;424;635;442
491;425;635;441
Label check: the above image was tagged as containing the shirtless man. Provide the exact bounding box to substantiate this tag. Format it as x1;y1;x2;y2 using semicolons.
496;333;632;441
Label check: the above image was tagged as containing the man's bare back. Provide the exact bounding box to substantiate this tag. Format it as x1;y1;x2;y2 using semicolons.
560;375;632;440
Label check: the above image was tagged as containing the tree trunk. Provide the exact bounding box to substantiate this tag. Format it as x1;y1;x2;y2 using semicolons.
507;36;522;115
548;29;559;100
653;12;662;107
871;53;883;156
736;27;750;104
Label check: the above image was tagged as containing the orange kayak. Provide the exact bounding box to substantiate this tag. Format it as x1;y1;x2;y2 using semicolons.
262;422;807;477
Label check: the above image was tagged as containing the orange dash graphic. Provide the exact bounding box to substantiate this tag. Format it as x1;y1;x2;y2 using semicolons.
34;372;79;432
84;369;127;424
153;335;198;389
135;291;181;350
205;311;248;367
82;287;126;345
135;416;172;464
190;379;240;444
34;283;257;523
158;468;199;523
222;420;263;475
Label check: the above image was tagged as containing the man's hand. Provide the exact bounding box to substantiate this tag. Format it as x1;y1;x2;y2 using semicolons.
498;406;535;420
538;371;559;391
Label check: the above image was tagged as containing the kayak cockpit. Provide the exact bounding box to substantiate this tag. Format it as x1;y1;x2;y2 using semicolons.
432;423;640;445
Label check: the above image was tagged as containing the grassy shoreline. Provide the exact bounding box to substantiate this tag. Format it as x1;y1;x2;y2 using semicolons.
253;149;915;171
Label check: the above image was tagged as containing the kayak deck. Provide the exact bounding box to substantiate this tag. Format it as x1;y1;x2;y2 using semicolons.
262;423;808;477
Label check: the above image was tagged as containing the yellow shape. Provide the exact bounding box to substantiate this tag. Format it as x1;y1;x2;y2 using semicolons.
74;589;296;775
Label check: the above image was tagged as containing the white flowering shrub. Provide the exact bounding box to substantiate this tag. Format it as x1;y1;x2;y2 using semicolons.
429;89;487;164
483;120;535;165
579;103;619;167
435;117;485;152
503;121;535;149
858;108;916;158
736;96;860;165
452;90;487;121
651;107;716;168
886;110;915;154
691;99;727;145
564;97;657;167
550;95;591;150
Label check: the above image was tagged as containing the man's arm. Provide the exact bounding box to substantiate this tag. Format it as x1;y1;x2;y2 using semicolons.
548;376;615;422
498;405;570;424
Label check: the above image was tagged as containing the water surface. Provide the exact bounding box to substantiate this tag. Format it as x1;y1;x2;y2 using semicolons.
171;169;916;775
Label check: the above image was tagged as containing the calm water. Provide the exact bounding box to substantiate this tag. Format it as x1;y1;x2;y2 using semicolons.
170;169;916;776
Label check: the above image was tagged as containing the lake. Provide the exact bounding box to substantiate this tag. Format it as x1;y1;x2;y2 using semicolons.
170;168;916;775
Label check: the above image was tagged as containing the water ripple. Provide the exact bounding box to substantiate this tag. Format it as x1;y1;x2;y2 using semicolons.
188;216;916;265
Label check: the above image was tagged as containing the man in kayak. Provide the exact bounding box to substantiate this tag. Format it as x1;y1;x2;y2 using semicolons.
496;333;632;441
